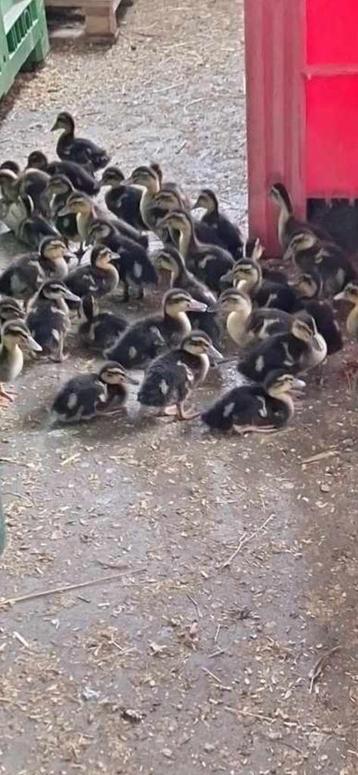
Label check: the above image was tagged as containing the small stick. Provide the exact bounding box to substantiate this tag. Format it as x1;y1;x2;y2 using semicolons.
214;624;221;643
208;648;227;659
302;449;338;464
201;667;232;691
0;570;145;609
308;646;340;693
187;593;202;619
220;513;274;569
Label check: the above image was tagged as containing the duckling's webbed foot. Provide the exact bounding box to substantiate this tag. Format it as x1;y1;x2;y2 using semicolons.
51;335;68;363
0;384;16;403
177;401;199;421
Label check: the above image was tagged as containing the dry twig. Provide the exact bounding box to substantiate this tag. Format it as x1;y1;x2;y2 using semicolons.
220;513;274;569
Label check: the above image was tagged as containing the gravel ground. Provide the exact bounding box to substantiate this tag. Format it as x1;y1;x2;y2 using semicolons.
0;2;358;774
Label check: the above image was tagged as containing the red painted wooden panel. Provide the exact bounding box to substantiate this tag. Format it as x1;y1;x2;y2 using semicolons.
307;0;358;65
306;76;358;195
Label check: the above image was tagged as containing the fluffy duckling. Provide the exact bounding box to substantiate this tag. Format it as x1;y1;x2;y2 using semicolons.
223;255;297;312
217;288;291;346
153;246;220;345
0;168;19;203
150;162;190;207
60;191;147;250
269;182;330;249
27;151;100;196
65;245;119;300
126;165;162;230
149;189;229;249
158;210;234;292
138;330;222;420
293;273;343;355
88;220;156;301
0;160;20;175
47;174;79;243
16;195;59;249
238;312;326;381
0;298;24;325
335;282;358;339
284;231;356;295
202;370;305;433
52;361;138;423
0;237;69;304
192;188;243;256
100;167;145;231
105;289;206;368
79;294;128;350
26;280;80;361
51;112;110;172
0;319;42;402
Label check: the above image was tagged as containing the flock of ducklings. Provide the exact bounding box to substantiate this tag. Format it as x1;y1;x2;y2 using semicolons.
0;111;357;433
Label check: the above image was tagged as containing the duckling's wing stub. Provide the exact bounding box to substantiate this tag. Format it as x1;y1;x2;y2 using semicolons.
138;356;191;409
202;386;263;431
52;375;105;422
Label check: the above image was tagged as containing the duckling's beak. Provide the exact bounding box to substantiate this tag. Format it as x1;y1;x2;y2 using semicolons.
26;335;42;352
191;199;202;210
208;344;224;362
63;289;81;304
334;291;345;301
282;245;293;261
291;377;306;392
220;269;234;285
126;375;140;386
50;120;60;132
58;206;72;216
187;300;207;312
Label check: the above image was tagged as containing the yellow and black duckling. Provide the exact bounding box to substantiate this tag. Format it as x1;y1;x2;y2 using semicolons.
51;111;110;172
223;250;297;312
105;288;207;368
16;195;60;249
150;162;190;208
335;281;358;339
0;297;24;325
100;167;145;231
17;167;51;219
202;370;305;434
238;312;326;382
216;288;292;346
52;361;138;423
88;220;157;301
0;237;69;304
65;245;119;301
126;165;163;230
284;231;356;296
292;273;343;355
158;210;234;292
79;294;128;350
270;182;330;249
47;174;79;243
0;168;19;203
138;330;222;420
153;245;220;345
0;160;20;175
27;151;100;196
192;188;243;257
60;191;148;252
26;280;80;361
149;189;232;249
0;319;42;402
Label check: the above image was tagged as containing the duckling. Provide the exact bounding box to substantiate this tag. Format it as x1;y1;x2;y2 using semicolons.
0;298;24;325
292;273;343;355
46;174;79;243
18;168;51;218
153;246;220;345
0;195;29;234
217;288;292;346
125;165;162;230
238;313;326;381
149;189;230;248
52;361;138;423
65;245;119;300
150;162;190;207
88;220;157;301
27;151;100;196
51;111;110;172
0;160;21;175
334;281;358;339
202;370;305;433
192;188;243;256
285;231;356;295
16;195;60;249
223;255;297;312
0;319;42;402
26;280;80;361
105;289;207;368
138;330;222;420
0;238;68;304
60;192;147;250
269;182;330;249
79;294;128;350
100;167;145;231
0;168;19;203
158;210;234;292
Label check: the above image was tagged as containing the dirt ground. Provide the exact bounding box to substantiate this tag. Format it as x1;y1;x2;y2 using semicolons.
0;1;357;773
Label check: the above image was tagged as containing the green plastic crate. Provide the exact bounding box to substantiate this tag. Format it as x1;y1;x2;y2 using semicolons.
0;0;49;99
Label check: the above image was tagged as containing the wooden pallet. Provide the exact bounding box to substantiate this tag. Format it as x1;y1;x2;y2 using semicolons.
45;0;128;40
